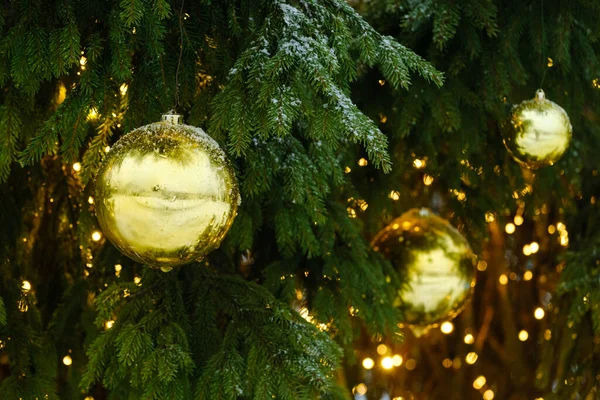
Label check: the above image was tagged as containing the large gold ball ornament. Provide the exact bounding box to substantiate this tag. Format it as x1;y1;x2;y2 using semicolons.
503;89;572;168
95;113;240;271
372;208;476;328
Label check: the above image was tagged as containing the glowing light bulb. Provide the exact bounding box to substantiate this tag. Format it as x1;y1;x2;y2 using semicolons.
505;223;516;234
464;333;475;344
63;355;72;366
514;215;524;226
104;146;111;153
465;352;478;364
120;83;128;96
523;270;533;281
523;244;532;256
483;389;495;400
105;320;115;329
548;225;556;234
21;280;31;292
413;159;426;169
534;307;545;320
498;274;508;285
91;231;102;241
389;190;400;201
440;321;454;334
88;196;94;204
518;330;529;341
358;158;368;167
381;356;394;369
355;383;367;395
87;108;99;120
477;261;488;271
473;375;487;389
392;354;403;366
376;344;388;355
72;162;82;172
362;357;374;370
530;242;539;253
344;166;351;174
485;212;495;223
114;264;122;272
423;174;434;186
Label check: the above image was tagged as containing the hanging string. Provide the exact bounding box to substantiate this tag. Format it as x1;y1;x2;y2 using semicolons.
539;0;547;88
174;0;185;110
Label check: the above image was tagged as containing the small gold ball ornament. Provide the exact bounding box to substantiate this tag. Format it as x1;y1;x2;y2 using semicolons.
503;89;572;168
371;208;476;328
95;113;240;270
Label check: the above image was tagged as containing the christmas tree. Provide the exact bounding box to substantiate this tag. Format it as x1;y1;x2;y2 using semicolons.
0;0;599;399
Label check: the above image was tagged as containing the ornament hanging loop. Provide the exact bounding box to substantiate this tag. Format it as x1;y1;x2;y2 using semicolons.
162;112;183;125
535;89;546;102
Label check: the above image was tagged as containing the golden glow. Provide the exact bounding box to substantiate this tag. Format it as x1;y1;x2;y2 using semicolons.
413;159;426;169
405;359;416;370
483;389;495;400
362;357;374;370
376;344;388;355
104;320;115;330
381;356;394;370
477;261;488;271
440;321;454;334
465;352;478;364
344;166;351;174
392;354;403;366
544;329;552;340
72;162;82;172
104;145;111;153
498;274;508;285
87;107;99;120
473;375;487;389
134;276;142;286
88;196;94;204
442;358;453;368
556;222;566;232
392;397;405;400
378;79;385;86
560;235;569;246
357;199;369;211
518;330;529;341
120;83;128;96
464;333;475;344
63;355;73;366
56;82;67;105
347;207;356;218
548;225;556;234
423;174;434;186
523;244;532;256
530;242;540;254
505;223;516;234
485;212;495;223
523;270;533;281
534;307;545;320
21;280;31;292
547;57;554;67
514;215;524;226
91;231;102;242
355;383;367;396
85;397;94;400
80;56;87;66
114;264;122;272
389;190;400;201
358;158;368;167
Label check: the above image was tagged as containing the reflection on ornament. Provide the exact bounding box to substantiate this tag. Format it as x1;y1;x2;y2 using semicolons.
372;208;476;328
95;113;239;270
502;89;572;168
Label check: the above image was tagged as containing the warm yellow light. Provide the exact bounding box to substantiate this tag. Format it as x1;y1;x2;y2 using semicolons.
91;231;102;242
504;223;516;234
523;244;532;256
498;274;508;285
355;383;367;395
456;191;466;201
465;352;478;364
87;107;99;120
440;321;454;334
392;397;405;400
347;207;356;218
547;57;554;67
377;344;388;355
544;329;552;340
80;56;87;66
423;174;434;186
357;199;369;211
483;389;495;400
405;359;416;370
514;215;524;226
523;270;533;281
381;356;394;370
63;355;72;366
358;158;368;167
105;320;115;330
518;330;529;341
464;333;475;344
85;397;94;400
473;375;487;389
21;280;31;292
530;242;540;254
389;190;400;201
88;196;94;204
442;358;453;368
485;212;495;223
104;145;111;153
556;222;566;232
477;261;488;271
134;276;142;285
413;159;426;169
362;357;374;370
548;225;556;234
534;307;545;320
120;83;128;96
114;264;122;272
560;235;569;246
344;166;351;174
72;162;82;172
392;354;403;366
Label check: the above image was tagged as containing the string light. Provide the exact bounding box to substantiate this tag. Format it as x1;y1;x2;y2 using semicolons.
381;357;394;370
413;159;426;169
392;355;403;366
347;208;356;218
523;271;533;281
63;355;72;366
344;166;351;174
498;274;508;285
464;333;475;344
485;212;495;223
389;190;400;201
534;307;545;320
505;223;516;234
105;320;115;330
473;375;486;389
544;329;552;340
423;174;434;186
354;383;367;396
87;108;99;121
21;280;31;292
362;358;374;370
85;397;94;400
440;321;454;334
134;276;142;286
88;196;94;204
377;344;388;355
104;146;111;153
72;162;82;172
483;389;495;400
514;215;524;226
119;83;128;96
518;330;529;341
358;158;368;167
465;352;478;364
548;225;556;234
442;358;453;368
530;242;539;253
523;244;532;256
91;231;102;241
477;261;488;271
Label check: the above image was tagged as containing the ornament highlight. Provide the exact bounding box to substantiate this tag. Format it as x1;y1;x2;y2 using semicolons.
503;89;572;168
95;113;239;270
371;208;476;327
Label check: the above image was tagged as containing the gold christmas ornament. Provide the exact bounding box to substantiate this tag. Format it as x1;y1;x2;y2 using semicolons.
372;208;476;328
95;113;240;271
503;89;572;168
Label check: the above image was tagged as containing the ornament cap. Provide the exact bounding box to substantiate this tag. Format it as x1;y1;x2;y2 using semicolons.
535;89;546;102
161;111;183;125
